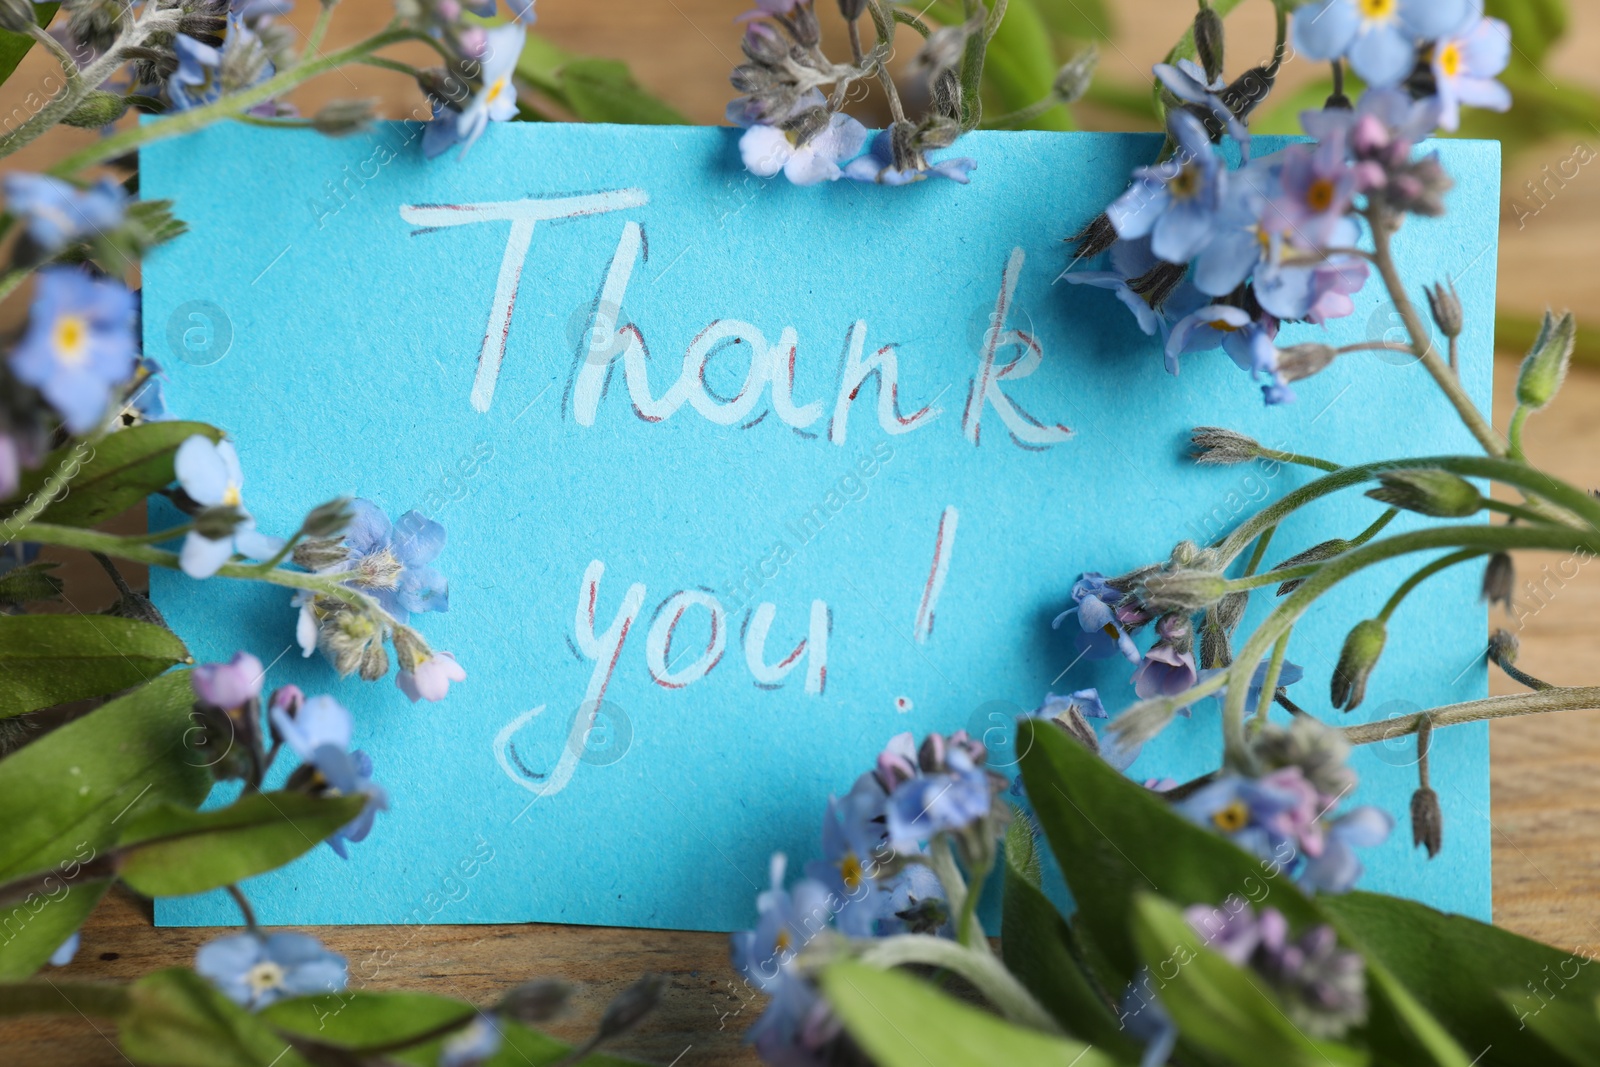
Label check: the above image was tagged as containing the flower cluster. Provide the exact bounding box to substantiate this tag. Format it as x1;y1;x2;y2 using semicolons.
1187;897;1368;1037
291;497;464;702
731;729;1007;1065
1068;4;1508;405
188;653;389;859
1176;718;1391;895
728;0;975;187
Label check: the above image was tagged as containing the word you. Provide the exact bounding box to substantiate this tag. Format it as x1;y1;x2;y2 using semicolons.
399;193;1072;450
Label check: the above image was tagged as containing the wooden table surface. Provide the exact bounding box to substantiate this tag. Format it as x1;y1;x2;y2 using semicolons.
6;2;1600;1064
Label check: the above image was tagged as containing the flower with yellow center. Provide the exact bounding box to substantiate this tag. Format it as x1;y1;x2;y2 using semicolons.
1212;800;1252;833
1357;0;1397;23
51;315;89;367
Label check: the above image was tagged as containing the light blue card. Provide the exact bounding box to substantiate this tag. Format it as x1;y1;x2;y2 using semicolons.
143;123;1498;930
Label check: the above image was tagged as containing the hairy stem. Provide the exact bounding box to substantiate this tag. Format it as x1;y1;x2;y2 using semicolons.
1343;687;1600;745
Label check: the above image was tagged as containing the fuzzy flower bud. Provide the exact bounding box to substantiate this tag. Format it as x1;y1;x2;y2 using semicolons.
62;90;131;130
1138;569;1227;614
497;979;571;1025
1424;279;1464;340
1411;786;1442;858
1331;619;1387;712
1190;426;1263;466
1193;6;1225;83
1052;45;1098;105
312;100;379;137
0;0;34;33
1366;469;1483;518
194;505;248;540
1481;552;1514;610
300;497;355;539
1273;538;1352;596
1516;310;1576;412
597;975;664;1043
1276;343;1339;384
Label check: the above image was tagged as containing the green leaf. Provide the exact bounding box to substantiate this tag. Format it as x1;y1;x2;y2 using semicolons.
261;990;474;1051
1001;841;1138;1056
1014;722;1470;1066
117;791;367;897
513;30;577;103
556;58;687;126
1322;890;1600;1066
0;4;58;88
0;672;207;979
0;614;190;718
1131;894;1368;1067
1031;0;1113;40
0;561;63;605
819;960;1118;1067
2;421;224;529
1499;991;1600;1065
0;979;130;1018
1016;718;1323;984
120;968;313;1067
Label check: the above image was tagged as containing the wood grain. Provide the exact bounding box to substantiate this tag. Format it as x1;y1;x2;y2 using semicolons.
5;2;1600;1064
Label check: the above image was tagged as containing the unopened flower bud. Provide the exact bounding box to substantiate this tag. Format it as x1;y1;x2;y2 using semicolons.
267;685;304;744
597;974;664;1042
62;90;131;129
194;505;247;540
1488;627;1520;666
1052;44;1098;105
741;21;789;66
1481;552;1514;610
1516;310;1576;412
1273;538;1352;596
918;731;947;774
1190;426;1263;465
1050;702;1101;755
837;0;868;19
894;896;950;935
301;497;355;539
1331;619;1386;712
359;640;390;682
1410;786;1442;858
312;99;378;136
1366;469;1483;518
1193;6;1225;83
789;3;821;48
497;979;571;1024
1276;343;1339;384
293;538;350;571
914;25;969;83
1424;279;1463;340
1106;696;1178;750
1138;569;1227;614
104;591;167;627
0;0;35;34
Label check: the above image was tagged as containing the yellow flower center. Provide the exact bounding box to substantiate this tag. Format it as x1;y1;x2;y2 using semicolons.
774;928;793;954
1212;800;1251;833
1208;319;1243;333
486;76;509;105
52;315;89;367
222;484;242;508
1358;0;1397;21
840;851;864;892
245;960;285;998
1170;162;1203;200
1438;42;1463;79
1306;177;1337;213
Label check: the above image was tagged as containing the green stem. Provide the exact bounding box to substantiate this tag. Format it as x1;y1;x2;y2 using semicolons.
48;25;417;177
17;522;371;610
1342;687;1600;746
1485;499;1561;527
926;837;967;931
955;853;991;950
1221;525;1600;764
855;936;1061;1034
1367;205;1505;457
1507;405;1531;462
1213;455;1600;565
1242;525;1276;579
1377;550;1481;622
1252;631;1291;725
1227;510;1400;594
0;24;86;161
306;0;341;54
1257;447;1341;473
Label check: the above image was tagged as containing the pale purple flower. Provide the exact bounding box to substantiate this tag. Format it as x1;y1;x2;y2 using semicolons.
1265;137;1356;247
1107;111;1227;264
192;651;265;709
424;23;525;159
1300;806;1395;894
742;113;869;185
271;694;388;858
1053;573;1140;663
397;649;466;703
